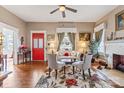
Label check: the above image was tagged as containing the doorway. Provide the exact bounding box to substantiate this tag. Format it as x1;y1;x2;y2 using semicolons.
0;22;19;71
31;31;46;61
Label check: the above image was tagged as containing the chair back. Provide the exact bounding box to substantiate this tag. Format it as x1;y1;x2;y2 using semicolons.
47;54;58;69
82;54;93;71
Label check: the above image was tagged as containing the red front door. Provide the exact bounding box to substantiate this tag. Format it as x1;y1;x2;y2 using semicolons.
32;33;44;61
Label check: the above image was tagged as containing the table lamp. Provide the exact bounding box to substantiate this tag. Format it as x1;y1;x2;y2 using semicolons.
50;43;54;54
81;41;86;53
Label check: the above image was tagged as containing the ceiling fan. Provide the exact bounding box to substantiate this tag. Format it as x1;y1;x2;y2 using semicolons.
50;5;77;18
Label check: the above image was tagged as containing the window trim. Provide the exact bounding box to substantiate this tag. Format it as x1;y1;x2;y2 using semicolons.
94;23;106;53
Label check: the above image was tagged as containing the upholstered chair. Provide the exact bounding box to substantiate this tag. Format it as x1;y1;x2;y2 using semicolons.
47;54;64;79
78;54;93;80
71;52;84;74
72;60;84;74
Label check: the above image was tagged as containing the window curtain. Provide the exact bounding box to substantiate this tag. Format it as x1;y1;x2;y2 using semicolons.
95;30;103;45
57;33;65;51
95;30;103;54
68;33;75;50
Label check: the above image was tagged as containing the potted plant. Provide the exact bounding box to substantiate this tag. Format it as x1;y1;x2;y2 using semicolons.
89;40;99;57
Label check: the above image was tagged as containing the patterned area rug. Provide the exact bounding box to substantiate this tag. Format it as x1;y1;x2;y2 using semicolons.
35;66;114;88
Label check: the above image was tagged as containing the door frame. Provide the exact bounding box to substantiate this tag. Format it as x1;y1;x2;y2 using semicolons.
0;22;19;65
30;30;47;61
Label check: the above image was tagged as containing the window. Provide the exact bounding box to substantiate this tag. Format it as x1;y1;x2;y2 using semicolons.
60;32;73;51
0;22;19;65
98;30;105;53
2;28;14;56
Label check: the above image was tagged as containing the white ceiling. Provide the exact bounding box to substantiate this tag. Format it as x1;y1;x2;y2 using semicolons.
2;5;118;22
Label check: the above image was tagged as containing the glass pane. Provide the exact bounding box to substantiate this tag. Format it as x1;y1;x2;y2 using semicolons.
39;39;43;48
34;39;38;48
2;28;14;56
60;32;73;51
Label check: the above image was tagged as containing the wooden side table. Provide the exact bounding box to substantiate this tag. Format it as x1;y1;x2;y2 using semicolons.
17;51;31;64
24;51;31;63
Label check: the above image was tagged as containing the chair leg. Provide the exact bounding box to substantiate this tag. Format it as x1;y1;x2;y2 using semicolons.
63;66;66;75
55;69;57;79
48;68;51;77
82;70;85;80
73;66;75;74
88;68;91;77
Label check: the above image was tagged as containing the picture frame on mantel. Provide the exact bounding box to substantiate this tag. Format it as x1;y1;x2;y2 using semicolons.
115;10;124;31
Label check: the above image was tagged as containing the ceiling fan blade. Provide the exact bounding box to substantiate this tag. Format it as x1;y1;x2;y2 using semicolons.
62;11;66;18
50;8;59;14
65;7;77;13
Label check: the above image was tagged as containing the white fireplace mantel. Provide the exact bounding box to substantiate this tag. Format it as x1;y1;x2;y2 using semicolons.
106;41;124;68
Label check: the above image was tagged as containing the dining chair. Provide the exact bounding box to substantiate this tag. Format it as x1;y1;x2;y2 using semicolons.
78;54;93;80
56;55;66;75
72;60;84;74
47;54;64;79
71;53;84;74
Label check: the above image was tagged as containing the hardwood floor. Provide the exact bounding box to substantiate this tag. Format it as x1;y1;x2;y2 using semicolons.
3;62;48;88
2;60;124;88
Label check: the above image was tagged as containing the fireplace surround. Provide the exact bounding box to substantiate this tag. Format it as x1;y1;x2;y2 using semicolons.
113;54;124;72
106;39;124;68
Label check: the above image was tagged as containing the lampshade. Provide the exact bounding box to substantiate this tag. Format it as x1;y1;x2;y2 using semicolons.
0;36;4;40
81;42;86;48
50;43;54;48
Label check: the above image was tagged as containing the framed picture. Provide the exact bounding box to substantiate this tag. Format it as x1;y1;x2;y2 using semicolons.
47;34;55;41
79;32;91;41
115;10;124;31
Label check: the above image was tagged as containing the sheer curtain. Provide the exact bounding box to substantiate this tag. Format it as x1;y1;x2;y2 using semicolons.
95;30;103;42
95;30;103;53
57;33;65;51
68;33;75;50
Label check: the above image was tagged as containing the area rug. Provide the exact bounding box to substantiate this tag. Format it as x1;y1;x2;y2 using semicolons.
35;66;114;88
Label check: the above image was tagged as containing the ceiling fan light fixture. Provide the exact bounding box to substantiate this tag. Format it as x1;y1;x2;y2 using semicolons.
59;6;65;12
50;5;77;18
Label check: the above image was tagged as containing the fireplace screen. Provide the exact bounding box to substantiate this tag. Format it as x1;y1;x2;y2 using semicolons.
113;54;124;72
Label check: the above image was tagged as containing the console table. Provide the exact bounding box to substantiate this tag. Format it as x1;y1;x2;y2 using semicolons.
17;51;31;64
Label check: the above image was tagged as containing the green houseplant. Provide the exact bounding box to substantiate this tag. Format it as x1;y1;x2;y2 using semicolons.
89;40;99;57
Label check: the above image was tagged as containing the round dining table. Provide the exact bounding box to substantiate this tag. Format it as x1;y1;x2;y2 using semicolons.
57;56;79;64
57;56;84;74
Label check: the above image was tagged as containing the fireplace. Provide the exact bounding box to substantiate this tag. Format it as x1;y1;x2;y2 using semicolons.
113;54;124;72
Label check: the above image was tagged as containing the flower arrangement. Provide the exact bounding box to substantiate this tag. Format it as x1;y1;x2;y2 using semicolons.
19;44;28;53
89;40;99;55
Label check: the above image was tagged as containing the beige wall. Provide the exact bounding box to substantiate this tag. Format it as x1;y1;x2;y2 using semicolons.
0;6;95;53
0;6;27;43
1;5;124;49
95;5;124;41
26;22;95;50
